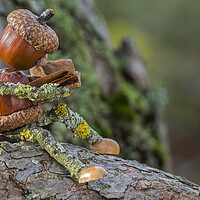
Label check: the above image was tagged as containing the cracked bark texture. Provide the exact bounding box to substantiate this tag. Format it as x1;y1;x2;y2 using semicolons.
0;141;199;200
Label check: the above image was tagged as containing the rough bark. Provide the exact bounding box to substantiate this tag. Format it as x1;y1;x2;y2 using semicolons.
0;141;199;200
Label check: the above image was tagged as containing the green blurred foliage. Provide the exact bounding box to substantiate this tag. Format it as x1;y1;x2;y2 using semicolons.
106;20;154;64
46;0;168;168
96;0;200;184
97;0;200;139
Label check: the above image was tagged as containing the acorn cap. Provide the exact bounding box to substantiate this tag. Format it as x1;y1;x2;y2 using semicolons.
7;9;59;54
0;104;43;133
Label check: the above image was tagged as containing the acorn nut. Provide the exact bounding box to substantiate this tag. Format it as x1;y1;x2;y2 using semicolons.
0;8;59;70
0;68;33;116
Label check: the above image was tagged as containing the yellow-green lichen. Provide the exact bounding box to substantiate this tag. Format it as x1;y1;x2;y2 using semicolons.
20;129;36;142
74;120;91;139
63;93;70;98
55;104;67;115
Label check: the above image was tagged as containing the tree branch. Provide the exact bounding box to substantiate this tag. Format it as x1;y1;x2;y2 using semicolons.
36;103;103;145
0;81;70;101
2;103;103;181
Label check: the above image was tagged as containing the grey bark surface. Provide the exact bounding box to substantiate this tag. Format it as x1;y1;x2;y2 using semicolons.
0;141;199;200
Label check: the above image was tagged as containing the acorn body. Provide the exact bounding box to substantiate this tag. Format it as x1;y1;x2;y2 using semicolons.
0;68;33;116
0;26;46;70
0;9;59;70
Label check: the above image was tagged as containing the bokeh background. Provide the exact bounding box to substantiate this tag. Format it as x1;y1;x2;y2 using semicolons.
96;0;200;184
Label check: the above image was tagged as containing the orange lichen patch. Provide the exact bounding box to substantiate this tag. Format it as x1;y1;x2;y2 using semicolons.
78;166;108;183
90;138;120;155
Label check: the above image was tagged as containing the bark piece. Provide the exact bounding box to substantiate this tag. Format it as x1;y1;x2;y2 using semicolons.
30;59;81;90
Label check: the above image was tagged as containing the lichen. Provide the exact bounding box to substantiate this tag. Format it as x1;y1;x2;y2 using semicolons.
28;126;85;179
37;104;102;145
73;120;91;139
0;82;70;101
20;129;37;143
55;103;67;115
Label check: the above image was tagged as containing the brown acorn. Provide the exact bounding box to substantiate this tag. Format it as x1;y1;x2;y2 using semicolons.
0;104;43;132
0;68;33;116
0;8;59;70
90;138;120;155
78;166;108;183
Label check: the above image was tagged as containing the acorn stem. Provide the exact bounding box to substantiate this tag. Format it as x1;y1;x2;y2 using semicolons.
37;8;55;25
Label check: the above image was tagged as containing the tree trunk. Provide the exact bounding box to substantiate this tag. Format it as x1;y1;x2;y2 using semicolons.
0;141;199;200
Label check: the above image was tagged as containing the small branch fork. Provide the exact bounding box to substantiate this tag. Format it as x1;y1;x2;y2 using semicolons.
0;82;117;182
2;103;103;180
5;125;86;179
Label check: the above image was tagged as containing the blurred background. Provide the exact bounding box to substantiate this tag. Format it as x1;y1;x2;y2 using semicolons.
0;0;199;185
96;0;200;184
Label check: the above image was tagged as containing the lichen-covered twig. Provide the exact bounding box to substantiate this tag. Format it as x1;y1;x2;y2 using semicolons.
2;103;104;179
0;81;102;145
37;103;103;145
5;125;86;179
0;81;70;101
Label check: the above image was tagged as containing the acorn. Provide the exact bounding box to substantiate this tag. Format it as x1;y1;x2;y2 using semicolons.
0;8;59;70
0;104;43;132
90;138;120;155
0;68;33;116
78;166;108;183
0;68;43;132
